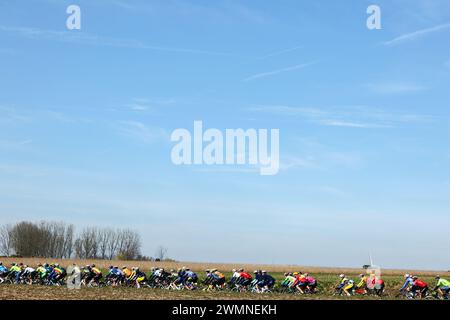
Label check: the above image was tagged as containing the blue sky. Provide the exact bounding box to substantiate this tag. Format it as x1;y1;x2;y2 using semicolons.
1;0;450;270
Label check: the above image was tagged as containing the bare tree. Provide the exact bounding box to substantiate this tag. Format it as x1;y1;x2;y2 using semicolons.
106;229;120;260
98;228;114;260
0;224;13;256
2;221;143;260
155;245;168;261
117;229;141;260
75;227;99;259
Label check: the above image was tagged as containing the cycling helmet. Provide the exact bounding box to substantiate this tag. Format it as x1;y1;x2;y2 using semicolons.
404;273;410;278
91;264;95;267
232;269;236;272
339;274;345;278
253;270;258;274
436;275;440;279
262;270;267;274
239;268;244;272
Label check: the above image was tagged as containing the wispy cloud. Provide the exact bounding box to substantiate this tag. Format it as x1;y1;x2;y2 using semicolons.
249;105;433;128
242;62;316;82
0;25;232;56
318;120;390;128
117;121;168;143
257;45;303;60
280;150;363;172
382;22;450;46
365;82;428;94
0;139;33;151
124;97;177;113
0;106;31;124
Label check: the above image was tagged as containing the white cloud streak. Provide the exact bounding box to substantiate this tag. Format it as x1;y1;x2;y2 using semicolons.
249;105;433;128
365;82;428;94
383;22;450;46
257;45;303;60
242;62;316;82
0;25;232;56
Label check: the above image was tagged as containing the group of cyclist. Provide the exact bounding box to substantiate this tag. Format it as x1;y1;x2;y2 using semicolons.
280;272;317;294
399;273;450;300
229;269;276;292
334;273;385;296
0;261;66;285
1;261;449;299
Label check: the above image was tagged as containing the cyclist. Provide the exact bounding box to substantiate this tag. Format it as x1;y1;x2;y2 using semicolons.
237;269;252;287
336;274;354;296
433;275;450;300
252;270;262;288
304;273;317;293
174;268;187;286
89;264;103;286
230;269;241;285
22;265;36;284
9;263;22;284
106;266;123;286
258;270;275;292
281;273;296;291
185;268;198;284
399;273;414;294
48;264;64;284
133;267;147;288
35;264;47;281
411;276;428;298
356;273;368;294
184;268;198;290
294;272;308;294
0;262;8;284
212;269;226;287
122;266;132;280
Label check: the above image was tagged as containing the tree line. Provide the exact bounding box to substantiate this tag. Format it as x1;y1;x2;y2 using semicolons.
0;221;151;260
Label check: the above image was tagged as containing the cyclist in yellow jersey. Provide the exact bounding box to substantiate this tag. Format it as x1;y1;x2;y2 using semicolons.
434;275;450;300
337;274;354;296
356;274;368;294
122;266;132;278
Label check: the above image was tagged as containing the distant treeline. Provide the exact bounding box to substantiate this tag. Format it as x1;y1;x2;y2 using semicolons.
0;221;148;260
